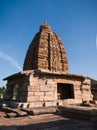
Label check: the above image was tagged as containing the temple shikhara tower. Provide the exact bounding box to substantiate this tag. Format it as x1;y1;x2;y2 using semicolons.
23;22;68;73
4;22;92;108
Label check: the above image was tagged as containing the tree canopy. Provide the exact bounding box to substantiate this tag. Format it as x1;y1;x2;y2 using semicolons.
0;86;6;95
91;78;97;85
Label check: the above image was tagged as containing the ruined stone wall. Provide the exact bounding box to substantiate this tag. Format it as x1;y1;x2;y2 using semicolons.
53;75;91;101
26;73;57;107
5;71;92;107
25;72;92;107
5;75;29;102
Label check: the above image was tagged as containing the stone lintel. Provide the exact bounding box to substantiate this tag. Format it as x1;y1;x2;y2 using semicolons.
34;69;87;80
3;69;89;81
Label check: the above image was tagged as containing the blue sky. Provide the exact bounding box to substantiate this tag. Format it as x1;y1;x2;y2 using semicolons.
0;0;97;86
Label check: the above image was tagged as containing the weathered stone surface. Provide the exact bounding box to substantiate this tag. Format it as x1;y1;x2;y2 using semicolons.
43;96;55;101
7;112;17;118
27;96;40;102
28;92;34;96
27;86;39;92
63;99;82;105
44;92;54;96
29;102;43;108
39;85;55;92
27;107;57;115
34;92;44;96
82;85;91;91
23;22;68;73
38;96;44;101
57;100;63;106
3;22;92;107
45;102;56;107
13;109;27;116
20;103;28;108
82;93;91;101
82;78;91;85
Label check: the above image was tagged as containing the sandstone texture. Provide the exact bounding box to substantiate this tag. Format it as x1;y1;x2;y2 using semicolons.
3;22;92;108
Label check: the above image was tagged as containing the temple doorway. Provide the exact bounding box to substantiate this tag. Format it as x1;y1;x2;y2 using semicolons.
57;83;74;100
12;84;18;100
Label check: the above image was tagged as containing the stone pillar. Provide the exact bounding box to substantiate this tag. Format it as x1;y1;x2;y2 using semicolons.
81;78;92;101
4;83;13;100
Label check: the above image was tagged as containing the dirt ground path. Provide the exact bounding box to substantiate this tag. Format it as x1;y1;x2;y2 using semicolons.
0;113;97;130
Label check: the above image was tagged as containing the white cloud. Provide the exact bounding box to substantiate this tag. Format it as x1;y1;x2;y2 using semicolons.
0;51;22;71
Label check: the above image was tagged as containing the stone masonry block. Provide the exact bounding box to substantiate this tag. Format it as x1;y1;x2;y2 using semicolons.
28;92;34;96
39;96;44;101
27;96;39;102
30;81;39;86
46;79;56;85
57;100;63;106
40;85;55;92
82;85;90;91
43;96;55;101
45;92;54;96
22;103;29;108
53;93;57;100
74;81;81;85
74;94;82;99
75;90;82;95
28;86;39;92
45;102;56;107
83;78;91;85
82;90;91;94
82;93;91;101
29;77;38;82
34;92;44;96
29;102;43;108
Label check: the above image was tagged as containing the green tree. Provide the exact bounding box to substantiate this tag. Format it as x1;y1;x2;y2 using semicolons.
0;86;6;95
91;78;97;85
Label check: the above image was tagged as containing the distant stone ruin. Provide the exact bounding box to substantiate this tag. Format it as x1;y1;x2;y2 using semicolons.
3;22;92;108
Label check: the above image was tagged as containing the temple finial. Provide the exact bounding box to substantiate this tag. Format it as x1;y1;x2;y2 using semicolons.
39;21;51;32
44;21;47;24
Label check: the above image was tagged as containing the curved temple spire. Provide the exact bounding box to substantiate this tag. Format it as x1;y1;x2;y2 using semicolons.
23;23;68;73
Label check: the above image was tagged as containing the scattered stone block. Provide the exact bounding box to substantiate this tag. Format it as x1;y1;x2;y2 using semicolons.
13;109;27;117
7;112;17;118
29;107;57;115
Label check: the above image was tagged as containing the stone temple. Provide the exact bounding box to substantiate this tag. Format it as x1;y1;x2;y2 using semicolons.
3;22;92;108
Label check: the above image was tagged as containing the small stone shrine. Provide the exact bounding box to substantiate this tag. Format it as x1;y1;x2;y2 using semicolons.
3;22;92;108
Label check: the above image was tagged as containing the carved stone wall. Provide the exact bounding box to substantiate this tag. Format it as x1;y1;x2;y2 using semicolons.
23;22;68;73
3;23;92;108
4;70;92;107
